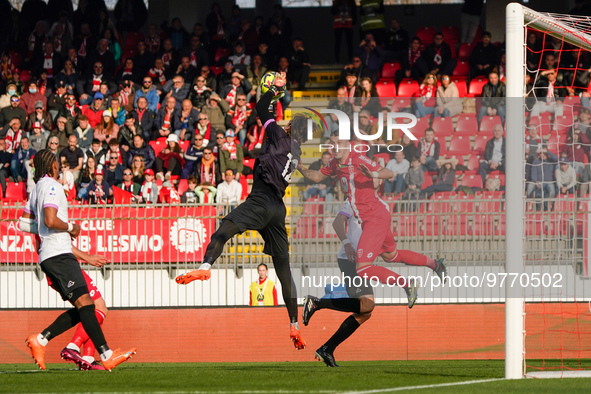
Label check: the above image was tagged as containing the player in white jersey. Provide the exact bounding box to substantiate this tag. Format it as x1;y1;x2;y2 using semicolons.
21;149;136;371
301;201;416;367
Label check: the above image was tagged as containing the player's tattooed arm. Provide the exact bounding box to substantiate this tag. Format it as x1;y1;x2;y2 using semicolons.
297;160;327;183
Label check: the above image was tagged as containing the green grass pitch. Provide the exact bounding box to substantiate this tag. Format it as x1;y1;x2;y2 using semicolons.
2;360;591;393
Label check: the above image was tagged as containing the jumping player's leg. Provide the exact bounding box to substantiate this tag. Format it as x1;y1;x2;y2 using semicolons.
381;250;448;282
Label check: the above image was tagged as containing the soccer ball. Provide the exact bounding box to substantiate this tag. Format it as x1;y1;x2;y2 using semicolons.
260;71;285;102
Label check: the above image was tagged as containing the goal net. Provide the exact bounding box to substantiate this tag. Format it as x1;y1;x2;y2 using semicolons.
506;3;591;379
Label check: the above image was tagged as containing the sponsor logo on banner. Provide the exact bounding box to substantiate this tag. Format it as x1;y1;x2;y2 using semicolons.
170;218;208;253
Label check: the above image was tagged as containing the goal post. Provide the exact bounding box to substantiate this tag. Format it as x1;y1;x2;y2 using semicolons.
505;3;591;379
505;2;526;381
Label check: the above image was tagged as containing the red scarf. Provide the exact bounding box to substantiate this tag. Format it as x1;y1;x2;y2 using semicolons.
200;156;216;184
190;51;197;67
345;85;356;103
141;180;154;202
196;122;212;142
409;48;421;68
163;108;173;130
66;104;77;117
248;125;265;150
122;182;134;193
137;108;145;122
5;128;22;152
419;84;436;106
421;139;435;157
122;67;133;77
360;92;372;108
230;105;250;129
119;91;130;106
92;74;102;91
162;52;171;67
226;85;238;107
222;141;237;160
78;37;87;57
148;67;166;84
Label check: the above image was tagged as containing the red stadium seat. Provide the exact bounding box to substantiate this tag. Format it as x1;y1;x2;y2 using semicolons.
432;117;454;136
479;115;502;132
239;176;248;200
472;135;489;154
398;79;420;97
471;214;496;236
3;182;26;201
546;133;565;155
428;193;454;213
294;217;317;239
149;140;166;156
487;172;505;187
177;179;189;196
452;60;470;77
410;117;430;139
445;155;465;168
421;173;434;189
373;153;390;167
375;80;396;105
468;77;488;96
215;47;232;63
445;215;468;236
434;136;447;156
179;140;190;152
458;43;475;60
442;26;460;42
448;135;471;155
210;66;223;76
554;114;575;134
124;32;144;50
479;193;503;212
455;114;479;135
454;194;476;212
416;26;436;45
421;215;443;236
451;78;468;97
465;153;482;175
461;174;482;188
390;96;411;110
525;214;546;237
20;69;32;83
381;62;401;79
394;215;420;238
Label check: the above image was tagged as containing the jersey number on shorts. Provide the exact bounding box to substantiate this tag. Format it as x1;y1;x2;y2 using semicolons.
282;153;296;182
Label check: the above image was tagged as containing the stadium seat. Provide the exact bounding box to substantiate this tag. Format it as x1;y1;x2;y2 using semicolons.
239;176;248;200
546;133;565;155
465;153;482;175
458;43;475;60
487;172;505;186
448;135;471;155
441;26;460;42
454;194;476;212
479;193;503;212
472;135;489;154
428;193;454;213
410;117;430;139
215;47;232;63
375;80;396;105
149;140;166;156
394;215;420;238
243;158;255;170
445;215;468;236
9;49;22;69
210;66;223;75
373;153;390;167
431;116;454;137
468;77;488;96
397;79;419;97
124;32;144;50
304;197;324;215
455;114;478;135
471;214;496;237
421;174;434;189
525;214;546;237
176;179;189;196
452;60;470;77
479;115;502;133
20;69;31;83
445;155;465;169
432;136;447;156
294;217;317;239
3;182;26;201
554;114;575;134
381;62;401;79
179;140;190;152
460;174;482;188
451;78;468;97
554;195;577;212
390;96;411;110
416;26;436;44
421;215;443;236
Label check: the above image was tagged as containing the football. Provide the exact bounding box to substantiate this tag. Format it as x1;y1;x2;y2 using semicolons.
260;71;285;102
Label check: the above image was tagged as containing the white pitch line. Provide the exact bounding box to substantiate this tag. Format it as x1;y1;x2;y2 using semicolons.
338;378;504;394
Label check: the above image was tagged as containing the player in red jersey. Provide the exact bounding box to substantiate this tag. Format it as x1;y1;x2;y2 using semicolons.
299;138;447;295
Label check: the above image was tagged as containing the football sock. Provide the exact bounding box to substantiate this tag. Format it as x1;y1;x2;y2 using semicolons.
100;349;113;362
42;308;80;341
357;265;405;287
385;250;436;270
82;355;95;364
71;309;106;349
315;298;361;314
324;315;361;352
273;255;299;324
203;221;241;265
37;333;49;347
78;305;107;353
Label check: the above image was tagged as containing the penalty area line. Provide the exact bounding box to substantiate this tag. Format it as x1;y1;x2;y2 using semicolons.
338;378;504;394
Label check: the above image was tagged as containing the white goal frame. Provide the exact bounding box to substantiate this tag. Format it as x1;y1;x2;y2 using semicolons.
505;3;591;379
